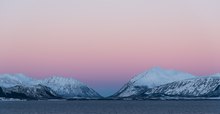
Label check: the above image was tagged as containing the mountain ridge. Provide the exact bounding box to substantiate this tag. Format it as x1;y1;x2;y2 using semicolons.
0;74;102;100
142;77;220;99
1;67;220;100
111;67;196;98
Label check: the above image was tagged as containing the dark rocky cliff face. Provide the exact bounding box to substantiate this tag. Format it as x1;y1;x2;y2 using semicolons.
0;85;60;100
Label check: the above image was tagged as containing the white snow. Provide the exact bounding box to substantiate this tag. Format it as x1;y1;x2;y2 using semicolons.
0;74;33;88
117;67;196;97
210;73;220;78
145;77;220;97
130;67;196;88
36;76;95;98
0;74;100;98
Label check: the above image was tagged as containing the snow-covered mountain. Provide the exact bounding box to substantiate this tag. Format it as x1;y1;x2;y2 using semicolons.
111;67;196;98
37;76;102;99
143;77;220;98
210;73;220;78
0;85;59;100
1;68;220;100
0;74;102;100
0;74;33;88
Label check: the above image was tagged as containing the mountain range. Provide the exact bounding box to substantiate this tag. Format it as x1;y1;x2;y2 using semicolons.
1;67;220;100
0;74;102;100
111;67;220;100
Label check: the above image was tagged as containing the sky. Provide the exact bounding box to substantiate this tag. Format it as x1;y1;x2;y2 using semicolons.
0;0;220;96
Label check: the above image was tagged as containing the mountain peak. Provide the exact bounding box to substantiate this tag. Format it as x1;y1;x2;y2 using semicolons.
43;76;84;86
210;73;220;77
130;67;195;87
148;67;164;71
113;68;196;97
0;74;33;88
148;67;185;74
0;74;102;99
0;73;30;79
38;76;101;98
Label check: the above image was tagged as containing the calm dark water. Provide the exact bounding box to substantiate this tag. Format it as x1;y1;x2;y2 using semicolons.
0;100;220;114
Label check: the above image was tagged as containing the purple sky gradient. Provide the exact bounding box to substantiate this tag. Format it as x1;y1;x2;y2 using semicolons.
0;0;220;96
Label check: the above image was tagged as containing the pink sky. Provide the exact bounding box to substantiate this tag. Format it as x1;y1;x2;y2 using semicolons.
0;0;220;96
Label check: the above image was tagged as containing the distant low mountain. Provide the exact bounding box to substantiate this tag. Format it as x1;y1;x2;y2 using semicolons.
0;74;102;100
111;67;220;100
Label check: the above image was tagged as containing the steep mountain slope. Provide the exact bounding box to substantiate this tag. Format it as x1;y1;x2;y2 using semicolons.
0;85;59;100
143;77;220;98
112;67;195;98
37;76;102;99
0;74;33;88
0;74;102;100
